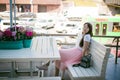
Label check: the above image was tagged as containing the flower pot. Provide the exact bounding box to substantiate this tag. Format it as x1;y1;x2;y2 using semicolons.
0;41;23;49
23;39;32;48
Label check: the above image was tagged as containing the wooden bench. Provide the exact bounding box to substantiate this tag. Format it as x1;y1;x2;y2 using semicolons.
0;77;61;80
67;39;110;80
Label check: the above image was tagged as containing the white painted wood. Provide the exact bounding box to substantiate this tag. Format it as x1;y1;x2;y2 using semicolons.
0;77;61;80
30;37;38;51
0;37;60;77
0;37;60;62
67;66;78;77
52;38;60;59
67;39;110;80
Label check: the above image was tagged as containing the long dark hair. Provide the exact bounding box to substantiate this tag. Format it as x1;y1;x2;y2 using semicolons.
79;22;93;47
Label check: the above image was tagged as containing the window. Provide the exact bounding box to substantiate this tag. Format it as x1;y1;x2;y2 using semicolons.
112;22;120;32
38;5;47;12
95;24;100;35
102;24;107;35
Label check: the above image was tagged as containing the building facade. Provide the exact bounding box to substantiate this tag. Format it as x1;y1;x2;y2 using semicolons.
0;0;61;13
104;0;120;15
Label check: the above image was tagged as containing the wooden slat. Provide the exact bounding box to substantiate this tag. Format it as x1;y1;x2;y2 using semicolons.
42;37;46;55
90;40;108;75
90;48;105;59
91;51;104;71
74;67;84;77
52;38;60;59
46;37;50;56
0;77;61;80
31;37;38;51
49;37;54;57
85;68;98;76
36;37;42;54
90;50;105;64
90;40;106;55
67;66;78;78
68;66;100;80
78;67;90;77
90;46;106;56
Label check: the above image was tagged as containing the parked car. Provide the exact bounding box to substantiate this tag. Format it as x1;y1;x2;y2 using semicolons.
19;18;36;27
35;19;55;30
0;20;20;31
55;21;82;34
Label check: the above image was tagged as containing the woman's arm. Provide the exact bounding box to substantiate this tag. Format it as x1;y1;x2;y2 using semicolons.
82;41;90;56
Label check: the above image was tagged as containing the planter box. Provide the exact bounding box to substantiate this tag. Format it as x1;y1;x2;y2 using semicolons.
23;39;32;48
0;41;23;49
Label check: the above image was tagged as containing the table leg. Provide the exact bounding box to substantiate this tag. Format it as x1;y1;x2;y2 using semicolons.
47;60;52;76
30;61;33;77
10;61;15;78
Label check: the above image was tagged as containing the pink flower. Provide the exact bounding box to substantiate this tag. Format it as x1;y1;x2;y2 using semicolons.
12;31;16;36
18;26;25;32
26;31;33;37
4;30;12;37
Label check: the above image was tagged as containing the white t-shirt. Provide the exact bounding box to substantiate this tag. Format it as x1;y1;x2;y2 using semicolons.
84;34;91;42
76;34;91;50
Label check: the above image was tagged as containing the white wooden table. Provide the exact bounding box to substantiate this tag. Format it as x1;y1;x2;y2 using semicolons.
0;37;60;77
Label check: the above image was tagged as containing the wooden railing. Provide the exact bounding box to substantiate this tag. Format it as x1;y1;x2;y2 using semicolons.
93;35;120;64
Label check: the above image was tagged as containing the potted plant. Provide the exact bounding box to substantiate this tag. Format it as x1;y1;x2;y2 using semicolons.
23;27;35;48
0;26;35;49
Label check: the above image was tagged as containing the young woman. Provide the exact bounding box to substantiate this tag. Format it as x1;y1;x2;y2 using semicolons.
55;22;93;76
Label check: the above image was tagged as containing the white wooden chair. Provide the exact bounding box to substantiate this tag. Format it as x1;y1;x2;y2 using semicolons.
67;39;111;80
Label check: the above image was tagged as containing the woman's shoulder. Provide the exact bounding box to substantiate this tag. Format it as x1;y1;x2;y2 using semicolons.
84;34;91;38
84;34;91;42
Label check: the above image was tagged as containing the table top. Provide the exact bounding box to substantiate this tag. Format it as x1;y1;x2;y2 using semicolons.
0;37;60;62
